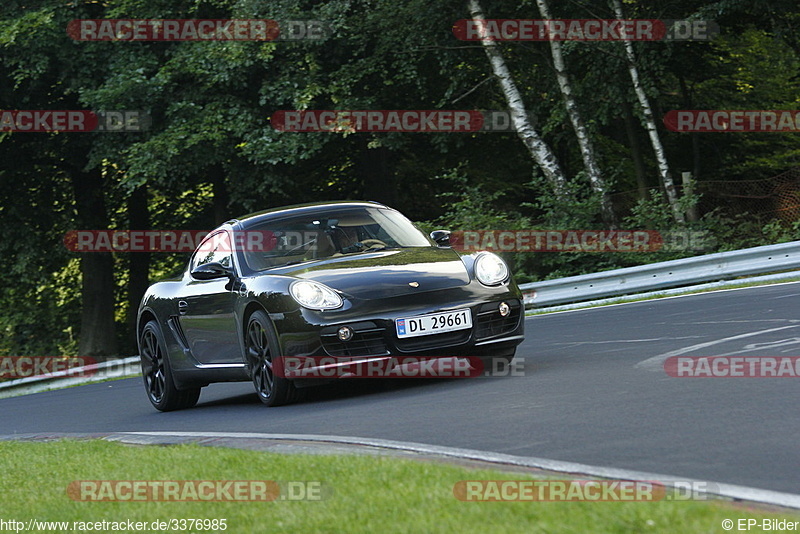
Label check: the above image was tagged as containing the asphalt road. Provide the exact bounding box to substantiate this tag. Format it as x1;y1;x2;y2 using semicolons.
2;282;800;494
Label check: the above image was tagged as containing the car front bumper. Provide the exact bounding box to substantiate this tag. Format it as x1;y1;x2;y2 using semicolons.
273;284;525;360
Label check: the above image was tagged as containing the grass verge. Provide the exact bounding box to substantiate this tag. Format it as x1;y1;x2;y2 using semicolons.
1;440;797;533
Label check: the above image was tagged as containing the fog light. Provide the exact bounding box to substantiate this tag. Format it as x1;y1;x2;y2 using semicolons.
337;326;354;341
498;302;510;317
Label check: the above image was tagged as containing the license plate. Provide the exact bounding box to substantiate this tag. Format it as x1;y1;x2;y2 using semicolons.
395;309;472;339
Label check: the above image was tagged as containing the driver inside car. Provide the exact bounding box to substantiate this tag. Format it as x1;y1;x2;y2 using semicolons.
331;225;363;253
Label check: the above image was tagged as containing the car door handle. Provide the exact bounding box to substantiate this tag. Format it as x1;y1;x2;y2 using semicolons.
178;301;188;315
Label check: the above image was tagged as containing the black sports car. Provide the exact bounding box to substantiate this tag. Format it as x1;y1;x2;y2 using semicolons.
137;201;524;410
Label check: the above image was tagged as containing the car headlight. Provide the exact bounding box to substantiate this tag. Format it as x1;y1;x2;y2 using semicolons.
475;252;509;286
290;280;343;310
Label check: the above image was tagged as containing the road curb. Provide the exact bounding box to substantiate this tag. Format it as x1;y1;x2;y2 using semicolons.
2;431;798;511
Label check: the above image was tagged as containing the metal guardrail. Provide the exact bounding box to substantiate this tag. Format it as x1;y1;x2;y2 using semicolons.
520;240;800;307
0;356;140;399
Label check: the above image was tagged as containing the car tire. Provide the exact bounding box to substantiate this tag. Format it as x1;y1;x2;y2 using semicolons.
246;310;301;407
140;320;201;411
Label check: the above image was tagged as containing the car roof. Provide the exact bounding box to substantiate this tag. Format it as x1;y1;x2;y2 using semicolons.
229;200;391;228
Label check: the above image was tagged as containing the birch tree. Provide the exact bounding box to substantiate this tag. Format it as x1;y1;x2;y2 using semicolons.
467;0;569;200
610;0;685;224
536;0;616;225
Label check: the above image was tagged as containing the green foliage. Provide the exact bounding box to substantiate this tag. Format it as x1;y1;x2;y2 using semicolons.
625;191;679;230
1;0;799;357
433;167;526;230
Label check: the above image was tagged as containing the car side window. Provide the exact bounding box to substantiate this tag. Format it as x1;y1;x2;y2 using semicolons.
191;231;233;273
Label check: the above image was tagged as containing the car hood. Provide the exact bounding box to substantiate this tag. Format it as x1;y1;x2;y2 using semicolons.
270;247;470;299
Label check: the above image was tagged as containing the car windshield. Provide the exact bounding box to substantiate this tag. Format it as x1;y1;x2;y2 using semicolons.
243;207;432;271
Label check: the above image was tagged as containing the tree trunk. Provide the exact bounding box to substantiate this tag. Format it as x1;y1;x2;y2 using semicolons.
210;164;229;225
622;101;649;200
70;168;118;359
127;184;150;352
536;0;615;226
677;74;702;185
467;0;569;200
610;0;684;224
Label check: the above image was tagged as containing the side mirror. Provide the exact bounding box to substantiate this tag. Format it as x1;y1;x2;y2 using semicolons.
191;261;231;280
430;230;451;247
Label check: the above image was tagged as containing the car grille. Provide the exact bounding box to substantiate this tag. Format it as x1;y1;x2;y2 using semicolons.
320;322;390;357
475;300;522;340
395;328;471;352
